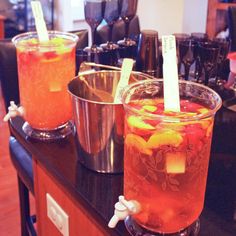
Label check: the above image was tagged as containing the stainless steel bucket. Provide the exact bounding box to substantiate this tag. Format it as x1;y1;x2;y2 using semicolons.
68;70;152;173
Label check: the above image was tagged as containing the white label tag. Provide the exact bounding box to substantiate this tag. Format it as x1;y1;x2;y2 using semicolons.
162;35;180;112
31;1;49;42
114;58;134;104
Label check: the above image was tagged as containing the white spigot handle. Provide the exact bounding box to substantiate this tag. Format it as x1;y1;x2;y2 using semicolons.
3;101;24;122
108;214;123;228
119;196;136;212
108;195;140;228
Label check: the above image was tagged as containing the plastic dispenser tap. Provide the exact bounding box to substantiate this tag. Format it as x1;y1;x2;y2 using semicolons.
3;101;24;122
108;195;140;228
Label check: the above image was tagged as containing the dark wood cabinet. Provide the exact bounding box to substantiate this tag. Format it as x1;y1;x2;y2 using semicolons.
33;160;109;236
0;15;5;38
207;0;236;38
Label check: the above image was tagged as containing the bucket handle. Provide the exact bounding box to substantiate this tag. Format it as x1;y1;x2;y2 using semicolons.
79;62;155;80
79;62;121;73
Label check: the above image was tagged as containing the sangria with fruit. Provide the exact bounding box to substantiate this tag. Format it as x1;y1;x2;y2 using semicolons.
122;79;222;235
12;31;78;140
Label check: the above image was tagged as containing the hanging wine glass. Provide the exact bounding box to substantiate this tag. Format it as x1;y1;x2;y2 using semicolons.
178;39;198;81
191;33;209;82
117;0;138;47
100;0;120;51
198;41;220;86
84;0;106;53
173;33;191;76
212;38;230;84
191;32;208;42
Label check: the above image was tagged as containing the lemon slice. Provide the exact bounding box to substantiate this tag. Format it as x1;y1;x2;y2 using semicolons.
127;115;155;130
143;105;157;112
197;108;209;114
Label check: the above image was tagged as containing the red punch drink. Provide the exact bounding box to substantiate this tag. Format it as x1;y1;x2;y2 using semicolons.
122;80;222;234
12;31;78;140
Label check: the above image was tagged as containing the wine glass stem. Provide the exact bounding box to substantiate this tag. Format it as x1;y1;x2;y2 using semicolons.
125;22;129;40
204;70;210;86
108;24;114;42
91;27;97;47
195;58;200;81
216;62;223;82
184;64;190;81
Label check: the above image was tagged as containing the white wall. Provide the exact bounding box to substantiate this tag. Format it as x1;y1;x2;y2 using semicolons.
182;0;208;34
54;0;73;31
54;0;90;36
137;0;185;36
137;0;208;37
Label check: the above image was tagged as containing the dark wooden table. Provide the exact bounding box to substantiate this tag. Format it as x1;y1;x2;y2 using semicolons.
9;115;236;236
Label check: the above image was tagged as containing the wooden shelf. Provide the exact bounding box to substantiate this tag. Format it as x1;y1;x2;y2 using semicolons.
206;0;236;38
0;15;5;39
216;2;236;10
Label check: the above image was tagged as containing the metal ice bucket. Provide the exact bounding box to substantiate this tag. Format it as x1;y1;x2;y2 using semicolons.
68;70;152;173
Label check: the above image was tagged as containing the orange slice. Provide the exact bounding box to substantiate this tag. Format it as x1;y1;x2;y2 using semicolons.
147;130;183;148
176;112;197;118
49;81;62;92
206;121;213;137
199;118;212;129
158;122;183;131
125;133;152;155
166;152;186;174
